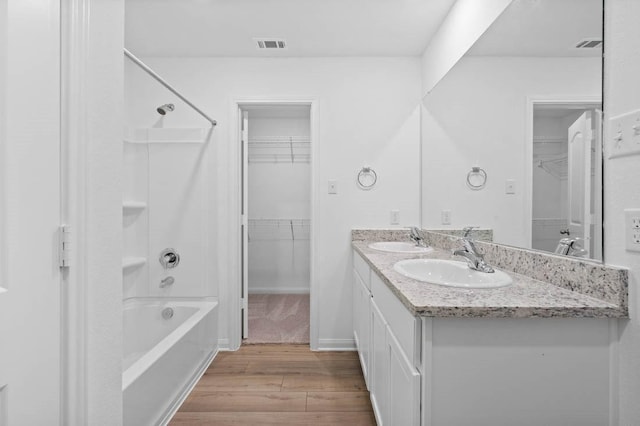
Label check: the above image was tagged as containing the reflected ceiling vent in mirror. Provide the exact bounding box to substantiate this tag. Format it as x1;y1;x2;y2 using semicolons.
254;38;287;50
574;38;603;49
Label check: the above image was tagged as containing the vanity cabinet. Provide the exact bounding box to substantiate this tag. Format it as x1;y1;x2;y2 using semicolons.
352;249;614;426
353;251;421;426
352;269;371;387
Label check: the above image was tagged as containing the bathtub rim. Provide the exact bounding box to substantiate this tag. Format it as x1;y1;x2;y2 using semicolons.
122;296;218;391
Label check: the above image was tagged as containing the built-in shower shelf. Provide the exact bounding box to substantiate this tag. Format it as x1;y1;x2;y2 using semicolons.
122;257;147;270
123;201;147;212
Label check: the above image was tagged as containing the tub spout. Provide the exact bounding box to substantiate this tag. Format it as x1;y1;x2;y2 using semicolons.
160;276;175;288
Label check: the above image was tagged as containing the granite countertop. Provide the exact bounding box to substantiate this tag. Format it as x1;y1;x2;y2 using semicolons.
352;240;627;318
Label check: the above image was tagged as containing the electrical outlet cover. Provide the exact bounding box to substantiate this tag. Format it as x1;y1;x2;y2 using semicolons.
624;208;640;252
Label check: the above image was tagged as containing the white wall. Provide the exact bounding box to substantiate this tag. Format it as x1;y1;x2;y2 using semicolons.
420;0;513;96
421;56;601;247
82;0;124;422
604;0;640;423
125;57;422;348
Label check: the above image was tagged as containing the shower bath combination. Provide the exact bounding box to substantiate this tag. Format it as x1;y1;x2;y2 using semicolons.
157;103;175;115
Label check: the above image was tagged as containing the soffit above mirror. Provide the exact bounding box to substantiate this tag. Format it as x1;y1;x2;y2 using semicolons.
468;0;602;57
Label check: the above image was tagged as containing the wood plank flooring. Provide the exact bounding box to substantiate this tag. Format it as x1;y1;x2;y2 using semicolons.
171;344;376;425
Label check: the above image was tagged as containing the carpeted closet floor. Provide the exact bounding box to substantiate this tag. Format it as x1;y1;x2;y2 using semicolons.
244;294;310;344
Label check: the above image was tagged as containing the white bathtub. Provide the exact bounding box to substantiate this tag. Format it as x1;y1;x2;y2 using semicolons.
123;298;218;426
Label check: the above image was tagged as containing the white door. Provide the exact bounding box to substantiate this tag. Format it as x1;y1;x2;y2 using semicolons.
567;111;593;257
241;110;250;339
0;0;62;424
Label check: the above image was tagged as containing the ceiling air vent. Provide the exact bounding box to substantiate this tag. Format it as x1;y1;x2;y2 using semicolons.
574;38;603;49
254;38;287;50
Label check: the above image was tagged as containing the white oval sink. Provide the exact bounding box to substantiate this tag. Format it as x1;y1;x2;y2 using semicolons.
393;259;512;289
368;241;433;254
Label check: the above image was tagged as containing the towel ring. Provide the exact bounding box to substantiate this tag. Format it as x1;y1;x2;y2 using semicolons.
466;166;487;190
357;166;377;190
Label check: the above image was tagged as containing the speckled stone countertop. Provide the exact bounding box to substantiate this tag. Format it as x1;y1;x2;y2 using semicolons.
352;229;628;318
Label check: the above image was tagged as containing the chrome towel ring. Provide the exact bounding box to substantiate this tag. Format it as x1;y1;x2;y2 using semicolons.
466;166;487;190
357;166;377;190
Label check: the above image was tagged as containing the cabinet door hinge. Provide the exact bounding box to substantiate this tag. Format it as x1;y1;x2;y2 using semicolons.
58;225;72;268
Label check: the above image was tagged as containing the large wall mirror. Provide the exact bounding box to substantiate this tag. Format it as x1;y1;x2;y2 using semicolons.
421;0;604;261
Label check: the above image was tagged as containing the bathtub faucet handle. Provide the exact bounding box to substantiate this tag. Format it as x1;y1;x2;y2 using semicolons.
160;276;175;288
159;248;180;269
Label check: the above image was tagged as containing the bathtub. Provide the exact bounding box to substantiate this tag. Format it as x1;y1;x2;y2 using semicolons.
123;298;218;426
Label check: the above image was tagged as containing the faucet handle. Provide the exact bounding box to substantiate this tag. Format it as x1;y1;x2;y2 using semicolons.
462;226;478;238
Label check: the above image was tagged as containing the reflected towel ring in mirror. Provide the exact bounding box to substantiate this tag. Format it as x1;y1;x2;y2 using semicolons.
466;166;487;190
357;166;377;190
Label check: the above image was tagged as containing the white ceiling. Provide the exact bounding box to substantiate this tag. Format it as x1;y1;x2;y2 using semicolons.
125;0;457;57
468;0;603;57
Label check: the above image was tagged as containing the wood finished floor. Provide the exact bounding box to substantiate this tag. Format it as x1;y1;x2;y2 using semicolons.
170;344;376;425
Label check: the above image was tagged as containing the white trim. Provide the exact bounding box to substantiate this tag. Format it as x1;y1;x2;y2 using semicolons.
609;319;619;426
228;98;319;351
60;1;90;423
524;96;601;251
316;339;357;351
217;338;232;351
248;288;310;295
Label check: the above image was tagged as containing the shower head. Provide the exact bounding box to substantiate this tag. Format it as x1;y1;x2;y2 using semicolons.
157;103;175;115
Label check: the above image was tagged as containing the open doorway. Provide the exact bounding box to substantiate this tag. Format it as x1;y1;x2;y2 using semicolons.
239;103;312;344
531;102;602;261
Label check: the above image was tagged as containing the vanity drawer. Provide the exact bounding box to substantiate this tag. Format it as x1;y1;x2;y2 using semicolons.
371;272;420;367
353;250;371;290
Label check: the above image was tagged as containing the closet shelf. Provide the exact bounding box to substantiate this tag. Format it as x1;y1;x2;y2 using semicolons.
248;219;310;241
122;257;147;270
123;201;147;211
248;136;310;163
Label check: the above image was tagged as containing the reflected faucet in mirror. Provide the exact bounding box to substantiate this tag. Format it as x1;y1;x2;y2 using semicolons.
409;227;427;247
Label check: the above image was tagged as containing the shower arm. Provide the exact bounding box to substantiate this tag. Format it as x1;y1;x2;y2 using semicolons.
124;48;217;127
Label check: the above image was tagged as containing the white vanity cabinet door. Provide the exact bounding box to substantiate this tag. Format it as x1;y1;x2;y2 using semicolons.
388;328;421;426
370;300;389;426
352;270;371;387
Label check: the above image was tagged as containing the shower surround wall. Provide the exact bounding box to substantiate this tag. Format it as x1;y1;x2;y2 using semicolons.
248;114;311;294
121;126;218;424
123;128;211;298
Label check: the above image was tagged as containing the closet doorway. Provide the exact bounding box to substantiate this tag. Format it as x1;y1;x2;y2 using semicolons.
239;103;312;345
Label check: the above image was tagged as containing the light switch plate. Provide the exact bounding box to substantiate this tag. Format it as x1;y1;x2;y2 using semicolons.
609;109;640;159
328;179;337;194
505;179;516;194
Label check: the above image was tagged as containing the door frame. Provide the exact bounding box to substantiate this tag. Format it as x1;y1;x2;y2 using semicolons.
228;98;319;350
525;96;602;253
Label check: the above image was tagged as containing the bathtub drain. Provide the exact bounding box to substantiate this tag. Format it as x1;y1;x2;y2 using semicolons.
162;307;174;320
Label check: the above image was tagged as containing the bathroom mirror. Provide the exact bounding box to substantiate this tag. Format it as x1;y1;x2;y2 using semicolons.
421;0;604;261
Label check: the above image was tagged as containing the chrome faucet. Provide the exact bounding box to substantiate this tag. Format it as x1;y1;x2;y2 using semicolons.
409;226;427;247
453;227;494;273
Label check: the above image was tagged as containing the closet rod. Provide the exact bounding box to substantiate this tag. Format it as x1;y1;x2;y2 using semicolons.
124;48;217;127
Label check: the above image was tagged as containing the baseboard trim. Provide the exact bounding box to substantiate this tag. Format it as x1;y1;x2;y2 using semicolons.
248;288;310;295
217;338;232;351
316;338;356;351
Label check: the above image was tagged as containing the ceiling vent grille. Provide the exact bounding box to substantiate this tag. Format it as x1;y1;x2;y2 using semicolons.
574;38;603;49
254;38;287;50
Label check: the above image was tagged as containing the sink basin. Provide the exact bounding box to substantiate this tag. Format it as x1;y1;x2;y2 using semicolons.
368;241;433;254
393;259;513;289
